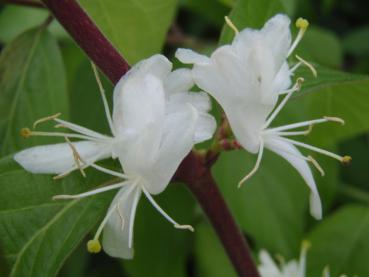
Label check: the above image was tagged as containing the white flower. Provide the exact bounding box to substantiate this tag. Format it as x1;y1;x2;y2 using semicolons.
14;54;216;258
176;14;351;219
258;242;346;277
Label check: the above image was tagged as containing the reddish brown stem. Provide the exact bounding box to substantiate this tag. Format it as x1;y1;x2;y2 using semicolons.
40;0;259;276
175;153;259;277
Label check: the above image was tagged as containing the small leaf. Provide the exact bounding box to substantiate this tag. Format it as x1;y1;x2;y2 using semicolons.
0;27;68;155
307;205;369;277
79;0;178;64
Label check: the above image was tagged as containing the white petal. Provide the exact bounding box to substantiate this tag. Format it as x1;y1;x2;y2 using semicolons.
264;135;322;219
142;104;198;194
273;62;292;94
102;184;141;259
164;68;194;94
113;73;165;140
260;14;291;70
113;54;171;106
258;250;282;276
175;48;211;65
166;92;216;143
112;74;165;175
14;141;111;174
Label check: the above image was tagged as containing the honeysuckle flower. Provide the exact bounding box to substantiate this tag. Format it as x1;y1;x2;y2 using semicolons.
14;54;216;259
258;241;345;277
176;14;351;219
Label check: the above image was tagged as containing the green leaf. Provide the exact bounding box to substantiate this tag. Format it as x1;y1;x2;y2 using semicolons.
123;185;195;277
79;0;178;64
307;205;369;277
343;25;369;57
220;0;286;44
212;150;307;259
0;155;113;277
194;222;236;277
0;27;68;155
279;66;369;146
0;6;69;43
296;26;343;68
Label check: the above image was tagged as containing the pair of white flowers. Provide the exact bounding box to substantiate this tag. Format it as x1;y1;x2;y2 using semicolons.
14;14;349;258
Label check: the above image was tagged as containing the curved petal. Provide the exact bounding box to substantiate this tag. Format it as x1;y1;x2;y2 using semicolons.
14;141;111;174
175;48;211;65
164;68;194;94
264;135;322;219
113;54;171;106
143;104;198;194
102;183;141;259
167;92;216;143
112;74;165;175
260;14;291;70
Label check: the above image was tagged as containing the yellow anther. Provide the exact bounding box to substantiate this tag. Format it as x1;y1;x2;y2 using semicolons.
296;17;309;29
87;240;101;253
302;239;311;250
20;128;32;138
323;116;345;125
342;155;352;165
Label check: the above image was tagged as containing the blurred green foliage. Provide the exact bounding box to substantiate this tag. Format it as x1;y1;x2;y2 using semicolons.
0;0;369;276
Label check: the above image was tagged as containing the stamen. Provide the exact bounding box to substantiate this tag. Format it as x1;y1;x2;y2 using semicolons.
90;163;129;179
117;203;125;231
128;183;141;249
91;62;116;136
264;78;304;129
224;16;239;35
87;239;101;253
289;61;302;75
238;141;264;187
298;240;311;277
64;136;86;178
295;55;317;77
141;186;194;232
52;181;128;200
324;116;345;125
33;113;61;129
280;137;349;163
19;128;101;141
274;124;313;136
54;118;109;140
268;116;344;133
308;155;325;176
20;127;32;138
287;17;309;57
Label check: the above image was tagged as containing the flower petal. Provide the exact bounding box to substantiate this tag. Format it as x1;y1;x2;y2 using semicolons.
113;72;165;138
264;135;322;219
164;68;194;94
142;104;198;194
167;92;216;143
112;74;165;175
260;14;291;70
14;141;111;174
175;48;211;65
102;183;141;259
